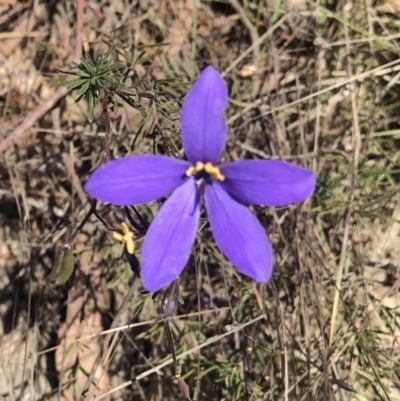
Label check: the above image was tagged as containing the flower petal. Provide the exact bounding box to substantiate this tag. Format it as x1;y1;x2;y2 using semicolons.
85;155;190;205
181;66;228;164
220;160;316;207
205;181;273;283
142;179;200;292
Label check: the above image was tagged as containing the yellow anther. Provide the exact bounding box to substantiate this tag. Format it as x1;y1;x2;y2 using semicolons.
112;222;135;254
185;161;225;181
185;161;205;177
204;162;225;181
185;166;196;177
194;161;204;171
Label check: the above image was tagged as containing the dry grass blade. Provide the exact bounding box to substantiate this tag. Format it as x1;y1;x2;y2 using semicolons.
328;14;362;351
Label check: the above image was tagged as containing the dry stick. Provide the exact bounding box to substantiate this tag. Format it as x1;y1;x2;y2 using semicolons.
327;57;360;400
311;42;329;398
93;210;114;231
228;0;260;97
328;31;361;351
74;0;84;60
164;320;192;401
0;87;69;154
227;57;400;125
89;282;144;399
124;206;144;232
303;235;393;400
236;142;350;160
4;153;33;400
0;0;86;154
37;308;231;356
130;205;148;230
313;43;325;173
244;320;258;373
229;0;259;63
164;321;178;373
55;2;85;398
92;315;264;401
79;99;130;395
319;33;400;47
152;102;173;157
100;89;112;163
362;2;377;166
62;148;87;205
2;1;85;396
222;14;289;77
65;200;97;246
269;280;288;401
329;20;392;401
283;322;356;393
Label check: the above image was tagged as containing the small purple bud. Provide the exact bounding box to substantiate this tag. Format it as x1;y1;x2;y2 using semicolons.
155;278;179;321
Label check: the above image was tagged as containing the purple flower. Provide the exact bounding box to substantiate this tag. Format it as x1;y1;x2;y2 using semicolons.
85;67;316;292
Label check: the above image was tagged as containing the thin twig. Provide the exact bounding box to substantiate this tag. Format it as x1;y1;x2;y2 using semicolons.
328;23;361;353
130;206;148;230
227;58;400;125
92;315;264;401
164;321;178;372
0;0;85;154
100;89;111;163
124;206;146;233
65;200;97;246
244;320;258;372
74;0;84;60
37;307;231;356
222;15;289;77
0;87;68;154
236;141;350;160
228;0;260;96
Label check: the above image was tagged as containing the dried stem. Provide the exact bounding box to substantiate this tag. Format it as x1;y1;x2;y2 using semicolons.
0;0;85;154
164;321;178;372
244;320;258;373
164;320;192;400
74;0;84;60
100;89;111;163
94;315;264;401
124;206;147;233
0;87;68;154
65;200;97;246
228;0;260;96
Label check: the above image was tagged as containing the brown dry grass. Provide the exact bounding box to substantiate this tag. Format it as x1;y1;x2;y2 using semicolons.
1;0;400;400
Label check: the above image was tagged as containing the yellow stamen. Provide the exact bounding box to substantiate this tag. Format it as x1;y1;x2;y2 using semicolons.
185;161;204;177
204;162;225;181
113;232;124;242
195;161;205;171
185;161;225;181
185;166;196;177
112;222;135;254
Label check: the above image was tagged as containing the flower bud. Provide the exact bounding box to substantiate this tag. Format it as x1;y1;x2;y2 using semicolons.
45;244;74;288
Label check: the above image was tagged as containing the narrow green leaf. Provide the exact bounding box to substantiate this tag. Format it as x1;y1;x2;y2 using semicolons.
57;67;85;76
76;80;91;97
118;94;146;117
61;77;89;90
132;111;154;148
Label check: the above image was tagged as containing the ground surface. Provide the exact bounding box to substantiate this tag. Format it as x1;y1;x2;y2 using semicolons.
1;0;400;400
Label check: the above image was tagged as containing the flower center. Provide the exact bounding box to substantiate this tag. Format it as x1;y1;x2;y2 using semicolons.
185;161;225;181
